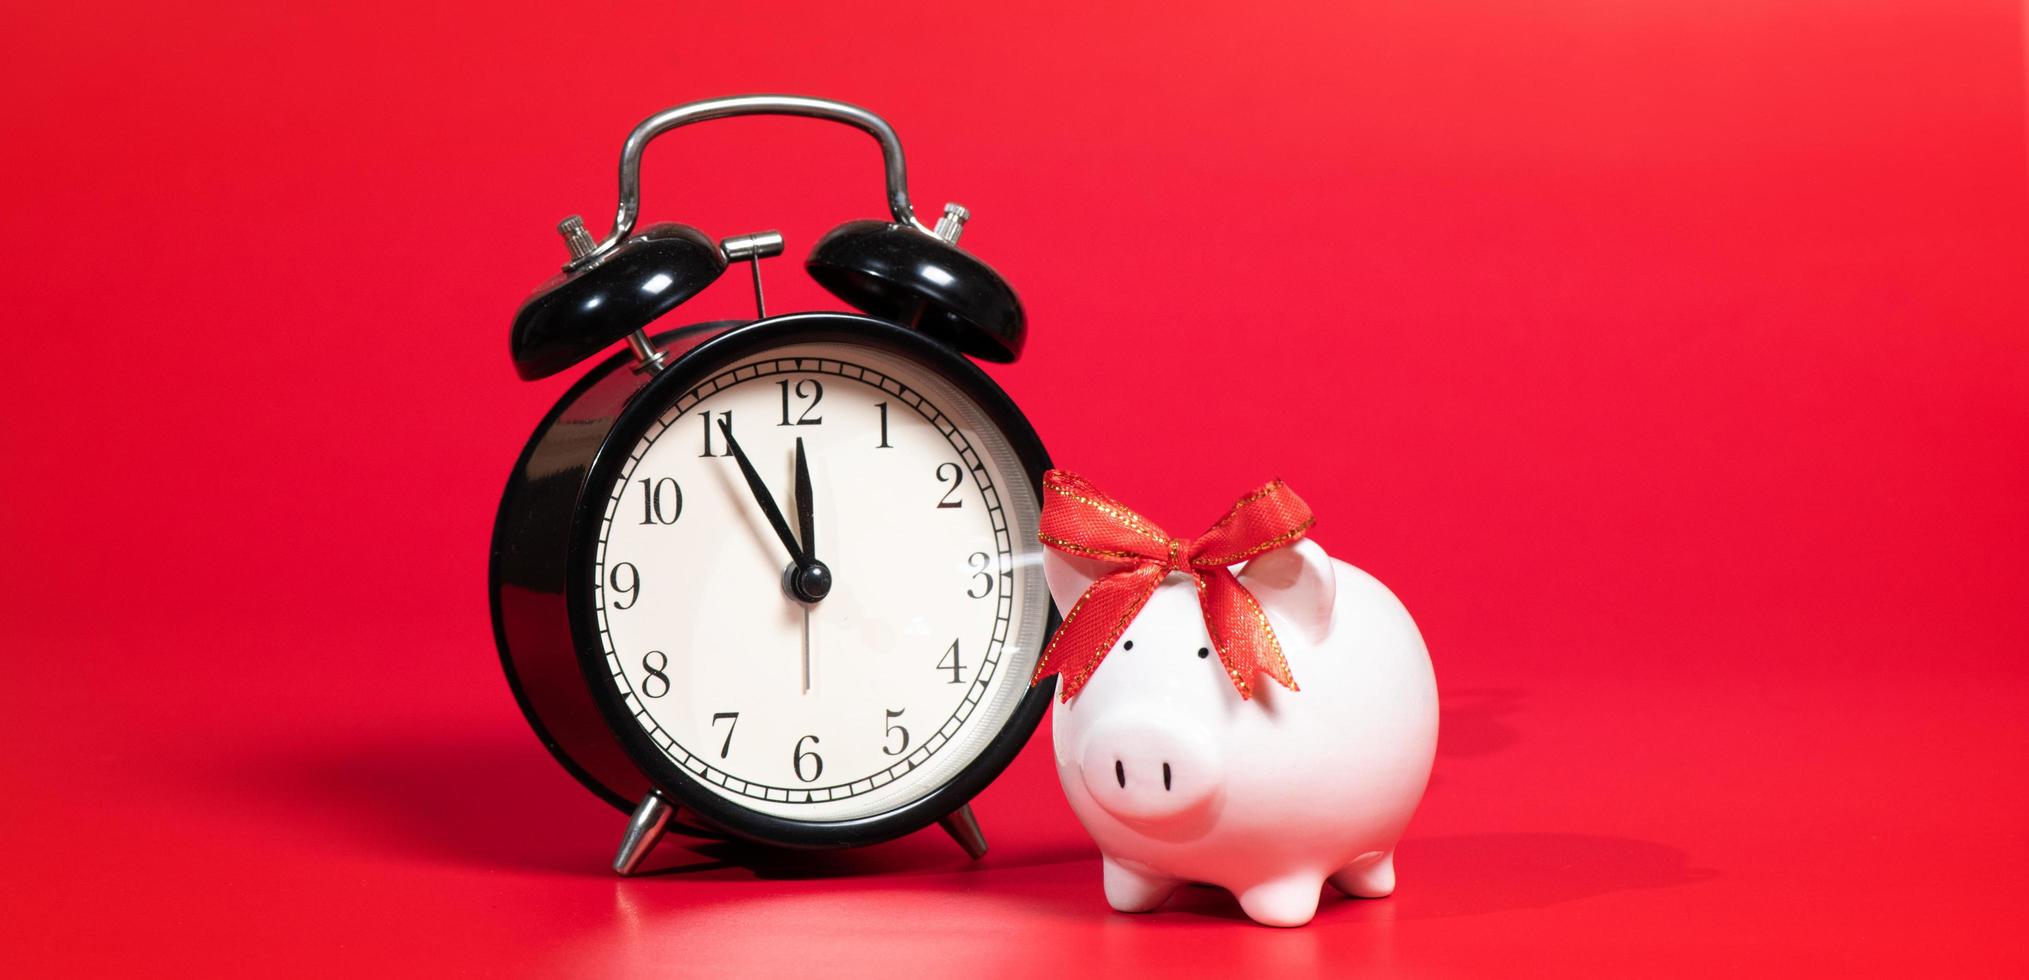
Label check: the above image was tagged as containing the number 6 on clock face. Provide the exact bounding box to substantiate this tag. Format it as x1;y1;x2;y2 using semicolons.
591;341;1049;822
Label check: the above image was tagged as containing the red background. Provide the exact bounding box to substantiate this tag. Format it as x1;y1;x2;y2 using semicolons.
4;1;2026;975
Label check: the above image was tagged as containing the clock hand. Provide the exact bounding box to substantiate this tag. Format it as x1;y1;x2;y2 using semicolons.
793;436;817;695
719;418;832;603
718;417;806;565
794;437;815;562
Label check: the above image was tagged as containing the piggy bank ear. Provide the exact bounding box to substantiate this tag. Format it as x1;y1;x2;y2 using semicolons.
1042;548;1112;615
1238;539;1336;645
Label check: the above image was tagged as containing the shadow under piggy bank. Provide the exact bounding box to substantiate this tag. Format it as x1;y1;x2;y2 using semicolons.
1354;832;1714;921
1146;832;1713;923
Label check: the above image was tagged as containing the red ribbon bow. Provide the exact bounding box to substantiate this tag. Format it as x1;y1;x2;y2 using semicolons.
1031;470;1316;702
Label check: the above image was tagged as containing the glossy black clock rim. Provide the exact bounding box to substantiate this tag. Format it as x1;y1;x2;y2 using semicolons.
491;344;643;815
562;312;1057;849
491;319;756;821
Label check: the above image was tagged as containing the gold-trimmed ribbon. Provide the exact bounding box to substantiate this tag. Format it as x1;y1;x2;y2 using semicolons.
1032;470;1314;701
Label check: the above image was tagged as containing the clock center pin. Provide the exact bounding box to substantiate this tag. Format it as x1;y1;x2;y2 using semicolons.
786;560;833;602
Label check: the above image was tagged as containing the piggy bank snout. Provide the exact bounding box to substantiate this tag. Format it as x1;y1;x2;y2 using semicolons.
1077;716;1222;824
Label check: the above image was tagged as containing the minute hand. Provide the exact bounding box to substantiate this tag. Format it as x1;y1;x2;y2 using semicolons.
717;418;806;564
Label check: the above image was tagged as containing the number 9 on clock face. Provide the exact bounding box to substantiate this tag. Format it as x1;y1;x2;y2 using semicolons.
592;342;1049;822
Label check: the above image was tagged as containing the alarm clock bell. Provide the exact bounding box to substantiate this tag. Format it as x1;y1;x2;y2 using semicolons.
508;94;1023;384
806;217;1026;363
509;221;727;381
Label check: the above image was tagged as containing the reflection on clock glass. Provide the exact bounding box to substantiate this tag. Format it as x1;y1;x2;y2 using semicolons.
592;342;1048;821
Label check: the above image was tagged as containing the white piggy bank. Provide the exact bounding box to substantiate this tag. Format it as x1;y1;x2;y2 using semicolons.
1045;538;1438;927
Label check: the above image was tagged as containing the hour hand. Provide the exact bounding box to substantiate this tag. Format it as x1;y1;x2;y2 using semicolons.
788;435;831;601
718;418;805;565
794;437;815;562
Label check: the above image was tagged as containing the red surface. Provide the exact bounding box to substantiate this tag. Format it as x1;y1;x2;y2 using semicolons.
4;1;2027;975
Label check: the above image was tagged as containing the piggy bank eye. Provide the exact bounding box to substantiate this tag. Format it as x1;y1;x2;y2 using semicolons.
1197;647;1211;659
1122;639;1134;651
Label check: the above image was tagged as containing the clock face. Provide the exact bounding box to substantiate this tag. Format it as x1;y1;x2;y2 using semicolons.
590;341;1049;821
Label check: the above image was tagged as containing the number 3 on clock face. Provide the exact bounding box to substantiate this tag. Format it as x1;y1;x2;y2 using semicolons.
591;342;1049;822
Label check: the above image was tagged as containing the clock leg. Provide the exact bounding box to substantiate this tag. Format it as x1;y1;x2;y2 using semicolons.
938;803;988;860
612;790;676;876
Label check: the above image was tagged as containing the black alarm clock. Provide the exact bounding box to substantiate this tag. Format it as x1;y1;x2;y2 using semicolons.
489;95;1057;875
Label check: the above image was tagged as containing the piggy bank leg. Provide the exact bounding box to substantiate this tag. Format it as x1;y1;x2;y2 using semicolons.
1328;851;1396;899
1236;874;1325;927
1102;857;1179;913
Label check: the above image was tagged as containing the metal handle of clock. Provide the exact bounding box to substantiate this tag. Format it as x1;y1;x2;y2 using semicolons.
570;94;935;271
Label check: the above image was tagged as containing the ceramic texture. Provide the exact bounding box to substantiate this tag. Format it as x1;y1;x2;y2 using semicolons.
1045;539;1438;926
